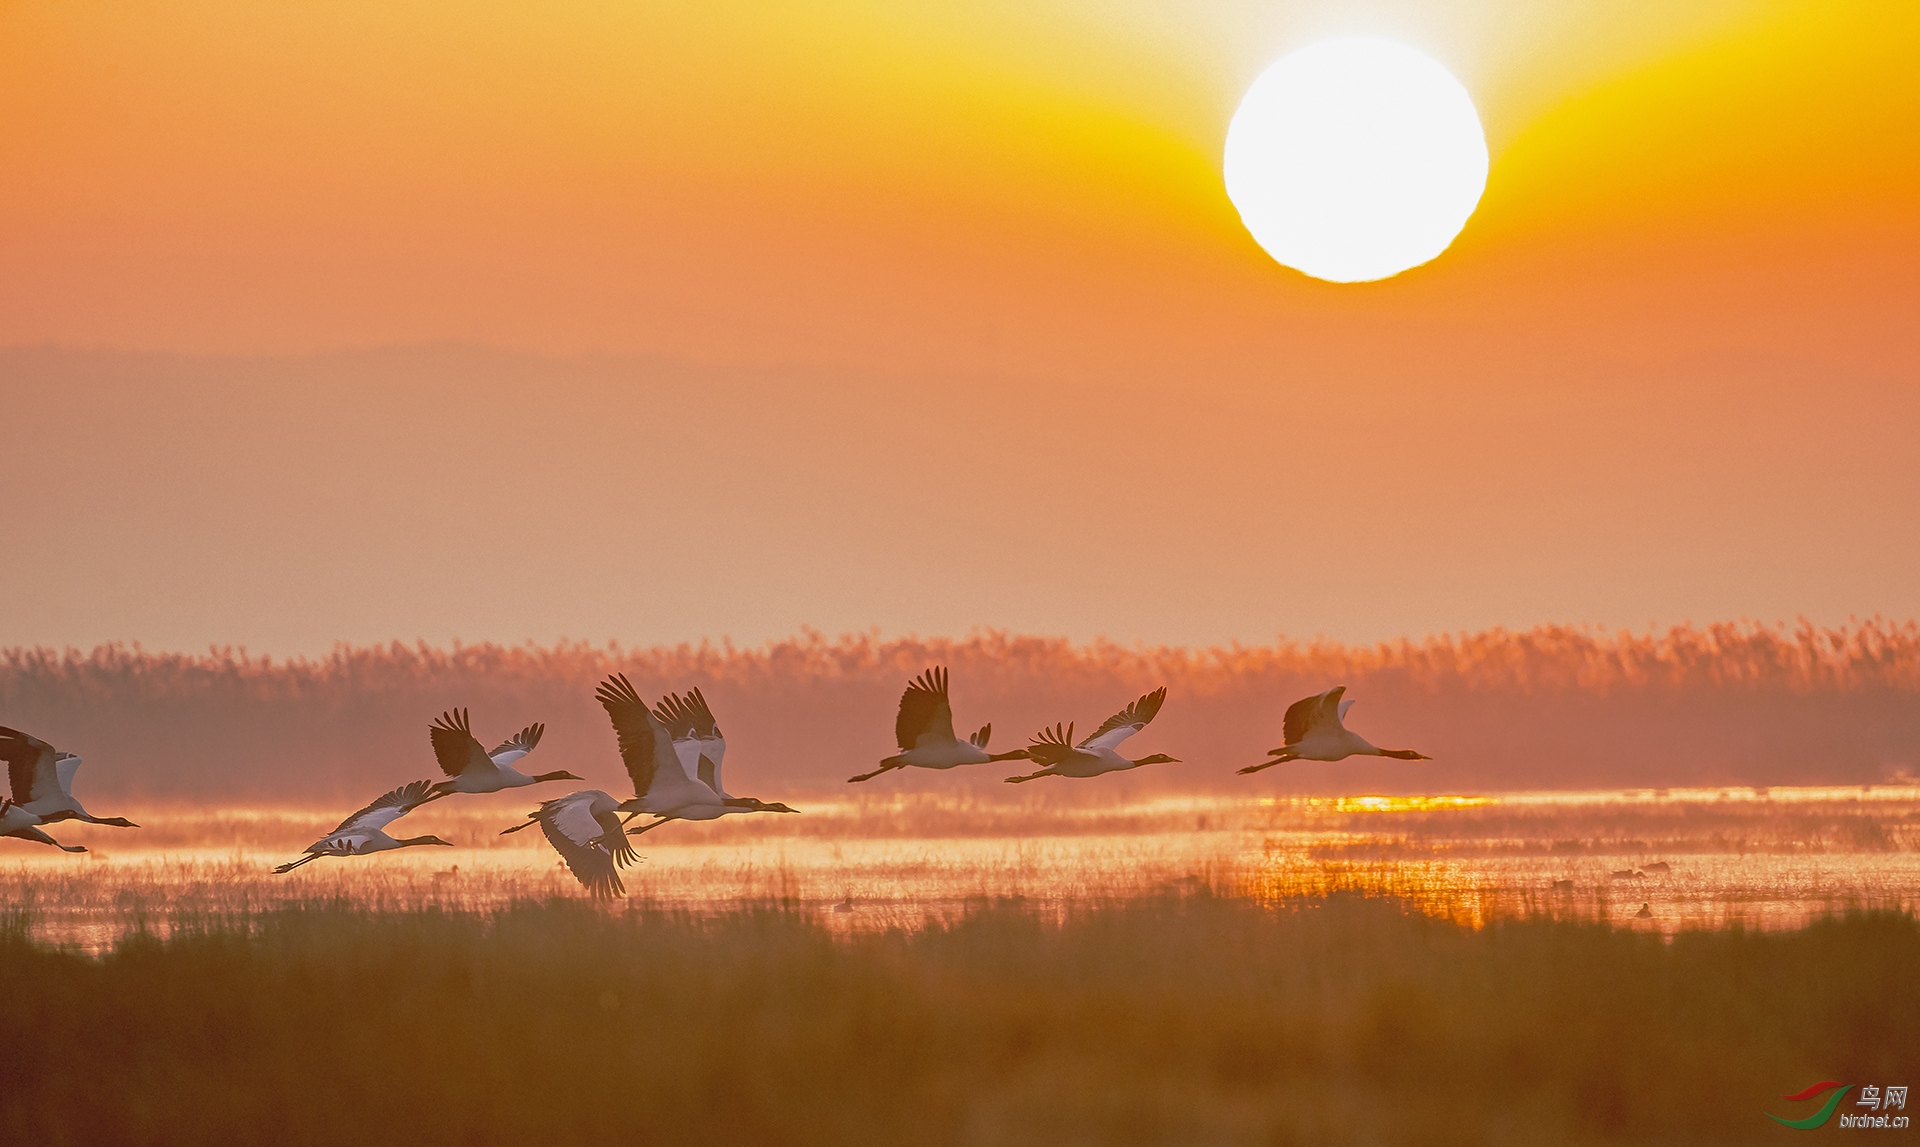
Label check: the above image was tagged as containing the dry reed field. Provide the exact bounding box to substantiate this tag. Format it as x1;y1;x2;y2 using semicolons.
7;788;1916;1143
2;894;1915;1146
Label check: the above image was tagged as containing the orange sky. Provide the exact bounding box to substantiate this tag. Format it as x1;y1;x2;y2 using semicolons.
2;0;1917;653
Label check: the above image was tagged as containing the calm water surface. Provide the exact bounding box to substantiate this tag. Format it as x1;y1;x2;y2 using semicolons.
5;786;1916;950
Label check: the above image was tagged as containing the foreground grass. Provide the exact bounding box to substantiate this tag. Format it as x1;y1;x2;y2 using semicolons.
3;896;1915;1146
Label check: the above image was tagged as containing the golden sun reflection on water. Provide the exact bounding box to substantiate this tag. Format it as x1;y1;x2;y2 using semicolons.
1303;795;1497;814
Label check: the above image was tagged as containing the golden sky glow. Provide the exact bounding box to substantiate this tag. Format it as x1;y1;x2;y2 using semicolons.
3;0;1912;360
1;0;1916;652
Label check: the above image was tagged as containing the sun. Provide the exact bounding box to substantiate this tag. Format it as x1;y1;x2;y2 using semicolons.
1223;38;1489;284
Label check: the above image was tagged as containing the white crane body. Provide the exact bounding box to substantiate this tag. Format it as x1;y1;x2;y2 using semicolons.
1004;688;1181;784
849;667;1030;783
274;779;450;873
0;726;139;828
423;711;577;800
0;798;86;852
1238;687;1430;774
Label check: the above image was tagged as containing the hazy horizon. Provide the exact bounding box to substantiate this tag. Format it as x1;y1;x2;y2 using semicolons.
7;619;1916;805
7;343;1919;659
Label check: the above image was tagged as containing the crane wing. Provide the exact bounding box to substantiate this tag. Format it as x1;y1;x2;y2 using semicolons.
597;674;689;798
0;727;64;804
1281;687;1345;746
651;692;704;779
1025;722;1077;767
681;688;726;793
678;687;722;741
307;835;372;858
487;723;545;767
673;737;703;781
654;690;726;793
968;724;991;749
895;667;957;750
652;692;696;740
1078;687;1167;751
698;740;725;796
538;791;630;899
1322;689;1349;727
325;778;436;838
429;709;492;778
54;753;82;793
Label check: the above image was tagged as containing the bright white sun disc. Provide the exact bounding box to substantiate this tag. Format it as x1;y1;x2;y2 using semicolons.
1224;38;1488;283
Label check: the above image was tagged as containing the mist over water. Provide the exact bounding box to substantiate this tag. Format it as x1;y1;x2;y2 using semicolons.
11;787;1919;954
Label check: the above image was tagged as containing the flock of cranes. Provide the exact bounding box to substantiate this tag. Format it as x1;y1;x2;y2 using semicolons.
0;670;1429;898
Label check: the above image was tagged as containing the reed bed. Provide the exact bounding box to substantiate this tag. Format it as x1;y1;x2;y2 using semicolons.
5;620;1920;804
2;892;1915;1145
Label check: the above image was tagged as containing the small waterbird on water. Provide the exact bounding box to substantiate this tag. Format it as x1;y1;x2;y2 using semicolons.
1004;687;1181;783
1237;687;1430;775
0;797;85;852
419;708;580;802
850;667;1033;784
0;726;139;828
273;779;451;872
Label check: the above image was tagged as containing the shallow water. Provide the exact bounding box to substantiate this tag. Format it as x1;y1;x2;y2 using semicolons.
5;786;1916;950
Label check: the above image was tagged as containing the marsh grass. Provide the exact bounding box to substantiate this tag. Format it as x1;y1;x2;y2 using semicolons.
2;892;1916;1145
